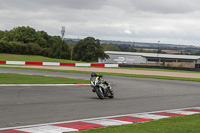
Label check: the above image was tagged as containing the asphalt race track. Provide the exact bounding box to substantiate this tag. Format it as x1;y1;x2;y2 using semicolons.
0;68;200;128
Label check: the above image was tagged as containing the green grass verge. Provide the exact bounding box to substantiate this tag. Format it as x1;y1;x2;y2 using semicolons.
0;73;89;84
78;114;200;133
0;53;84;63
1;66;200;82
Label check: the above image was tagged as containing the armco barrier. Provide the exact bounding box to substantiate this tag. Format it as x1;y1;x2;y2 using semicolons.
60;63;76;66
25;61;43;65
0;61;119;68
0;61;6;64
43;62;60;66
75;63;91;67
91;63;105;67
6;61;25;65
105;64;119;67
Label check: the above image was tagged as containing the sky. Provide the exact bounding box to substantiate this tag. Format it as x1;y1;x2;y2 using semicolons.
1;0;200;46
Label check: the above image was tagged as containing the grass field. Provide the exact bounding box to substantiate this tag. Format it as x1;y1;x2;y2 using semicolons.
78;114;200;133
0;73;89;84
0;53;84;63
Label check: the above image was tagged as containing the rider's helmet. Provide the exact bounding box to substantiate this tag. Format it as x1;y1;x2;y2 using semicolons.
91;72;97;77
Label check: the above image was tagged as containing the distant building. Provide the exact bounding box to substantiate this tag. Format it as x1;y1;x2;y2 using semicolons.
99;51;200;64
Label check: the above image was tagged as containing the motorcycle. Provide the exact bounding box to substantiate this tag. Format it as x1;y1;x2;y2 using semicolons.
90;75;114;99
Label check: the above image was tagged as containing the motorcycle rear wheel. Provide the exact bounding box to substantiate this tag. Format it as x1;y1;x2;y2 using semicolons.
108;88;114;98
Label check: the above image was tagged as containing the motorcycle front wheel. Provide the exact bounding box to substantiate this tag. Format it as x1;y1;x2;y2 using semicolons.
96;87;104;99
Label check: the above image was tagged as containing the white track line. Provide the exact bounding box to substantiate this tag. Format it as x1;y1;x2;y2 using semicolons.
0;83;116;86
0;84;90;86
17;125;78;133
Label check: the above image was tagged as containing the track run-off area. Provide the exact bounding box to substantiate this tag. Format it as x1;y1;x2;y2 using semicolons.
0;67;200;129
1;65;200;78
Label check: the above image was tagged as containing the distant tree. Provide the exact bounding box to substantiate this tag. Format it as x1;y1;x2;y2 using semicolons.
73;37;109;62
36;31;50;48
117;44;131;51
8;41;24;54
11;26;37;43
101;43;120;51
128;47;137;52
0;40;8;53
1;31;12;42
138;48;143;52
0;26;70;60
26;43;41;55
195;50;200;55
0;30;4;39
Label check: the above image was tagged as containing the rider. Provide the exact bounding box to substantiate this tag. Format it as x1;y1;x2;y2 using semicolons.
90;72;110;92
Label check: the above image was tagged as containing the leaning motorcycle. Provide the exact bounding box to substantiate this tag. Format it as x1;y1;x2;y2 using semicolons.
90;76;114;99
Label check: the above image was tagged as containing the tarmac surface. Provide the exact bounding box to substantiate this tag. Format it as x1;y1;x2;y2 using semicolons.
0;68;200;128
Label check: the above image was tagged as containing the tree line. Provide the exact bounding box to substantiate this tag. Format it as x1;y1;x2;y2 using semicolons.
1;26;168;62
0;26;109;62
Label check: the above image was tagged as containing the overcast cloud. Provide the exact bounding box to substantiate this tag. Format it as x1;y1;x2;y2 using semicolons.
1;0;200;46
